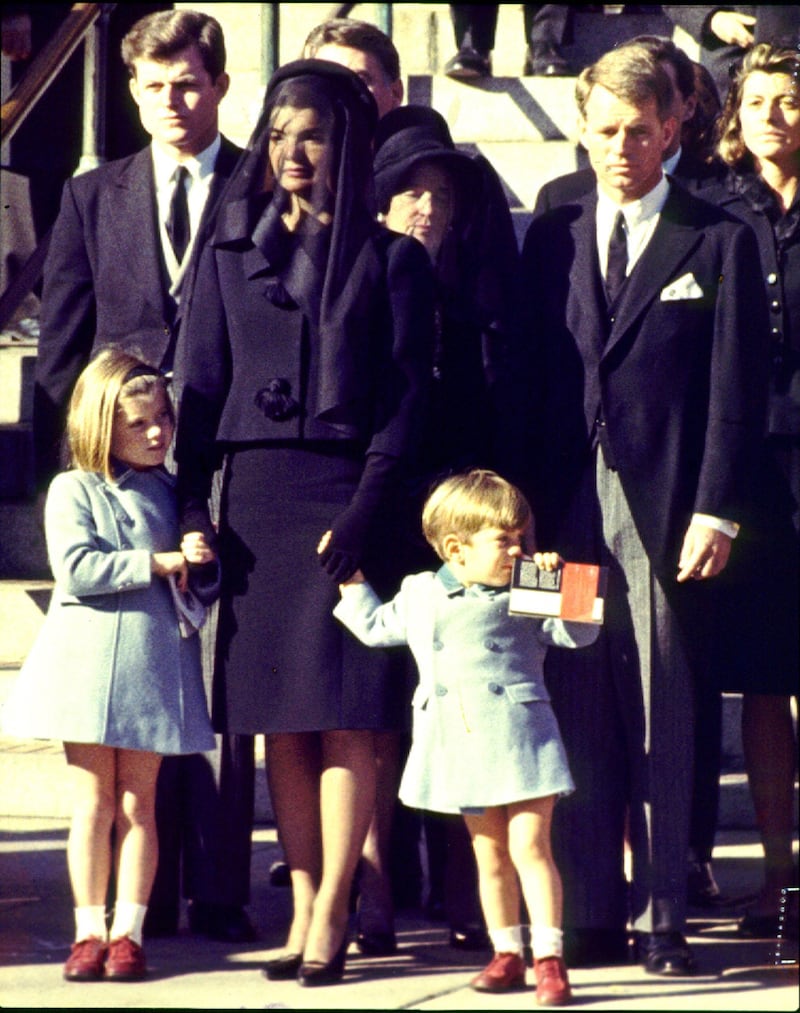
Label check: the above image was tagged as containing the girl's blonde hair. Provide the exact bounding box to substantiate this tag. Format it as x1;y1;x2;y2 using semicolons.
422;469;531;560
717;43;800;169
66;347;170;480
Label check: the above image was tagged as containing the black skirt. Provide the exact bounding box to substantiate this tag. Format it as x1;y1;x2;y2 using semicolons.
211;443;414;734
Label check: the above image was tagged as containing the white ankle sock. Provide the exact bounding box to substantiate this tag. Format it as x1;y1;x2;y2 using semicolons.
74;905;108;942
489;924;525;955
110;901;147;946
532;925;563;959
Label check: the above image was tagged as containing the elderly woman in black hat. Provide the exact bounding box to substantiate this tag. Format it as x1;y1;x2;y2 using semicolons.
352;106;523;958
174;61;436;987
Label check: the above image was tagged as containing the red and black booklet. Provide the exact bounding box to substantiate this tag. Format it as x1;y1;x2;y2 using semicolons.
508;558;608;624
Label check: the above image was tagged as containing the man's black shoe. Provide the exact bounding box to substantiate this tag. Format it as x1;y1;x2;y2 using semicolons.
188;901;258;943
633;931;696;976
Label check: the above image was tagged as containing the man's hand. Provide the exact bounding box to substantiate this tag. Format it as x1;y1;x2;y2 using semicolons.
709;11;756;48
677;521;732;582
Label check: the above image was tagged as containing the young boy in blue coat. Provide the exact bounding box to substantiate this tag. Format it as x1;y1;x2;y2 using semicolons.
326;468;599;1006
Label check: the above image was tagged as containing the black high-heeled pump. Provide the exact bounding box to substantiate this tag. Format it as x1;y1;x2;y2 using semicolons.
262;952;302;980
297;935;349;987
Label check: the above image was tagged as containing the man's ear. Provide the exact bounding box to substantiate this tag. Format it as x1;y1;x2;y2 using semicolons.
129;73;140;107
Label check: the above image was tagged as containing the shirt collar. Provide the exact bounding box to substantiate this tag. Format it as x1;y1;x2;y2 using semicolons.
435;563;507;598
597;172;671;232
151;134;221;188
663;146;682;178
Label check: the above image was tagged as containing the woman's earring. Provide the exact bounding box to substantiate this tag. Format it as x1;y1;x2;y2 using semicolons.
377;212;385;223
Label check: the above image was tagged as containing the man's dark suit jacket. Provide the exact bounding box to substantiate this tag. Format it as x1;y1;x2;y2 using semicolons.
522;182;769;595
33;137;242;485
532;150;726;218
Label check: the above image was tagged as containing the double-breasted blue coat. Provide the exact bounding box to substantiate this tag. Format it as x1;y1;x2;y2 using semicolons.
1;467;216;754
334;565;598;814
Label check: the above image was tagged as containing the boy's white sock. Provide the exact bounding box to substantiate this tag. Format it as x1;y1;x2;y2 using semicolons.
74;905;108;942
489;924;525;955
110;901;148;946
531;925;564;959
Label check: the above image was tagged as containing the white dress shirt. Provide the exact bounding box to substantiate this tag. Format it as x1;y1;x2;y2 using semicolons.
152;134;221;292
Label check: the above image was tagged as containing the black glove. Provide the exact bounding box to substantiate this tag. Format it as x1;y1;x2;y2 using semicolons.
318;452;396;582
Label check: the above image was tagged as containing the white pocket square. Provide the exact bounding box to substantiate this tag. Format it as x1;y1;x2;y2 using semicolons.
660;273;703;301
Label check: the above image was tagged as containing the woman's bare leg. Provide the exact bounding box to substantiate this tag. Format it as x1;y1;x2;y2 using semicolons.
742;694;797;915
266;732;323;955
302;729;377;963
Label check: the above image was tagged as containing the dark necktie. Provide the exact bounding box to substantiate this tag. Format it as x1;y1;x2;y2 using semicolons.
166;166;190;264
605;210;628;304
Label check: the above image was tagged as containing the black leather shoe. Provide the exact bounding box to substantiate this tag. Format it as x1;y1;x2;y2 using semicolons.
356;928;397;956
298;936;348;986
563;928;630;967
188;902;258;943
262;952;302;980
634;931;696;976
525;43;571;77
444;47;491;80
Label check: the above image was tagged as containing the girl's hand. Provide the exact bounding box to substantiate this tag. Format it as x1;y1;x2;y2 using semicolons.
181;531;216;565
533;551;563;572
152;551;189;592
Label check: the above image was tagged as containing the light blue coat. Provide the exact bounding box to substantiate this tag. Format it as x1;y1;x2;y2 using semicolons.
1;468;215;754
334;565;599;814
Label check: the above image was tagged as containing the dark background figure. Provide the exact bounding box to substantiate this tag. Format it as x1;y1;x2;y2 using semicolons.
371;103;522;955
521;43;769;976
664;5;800;103
703;42;799;940
29;8;256;946
174;59;436;987
444;4;573;79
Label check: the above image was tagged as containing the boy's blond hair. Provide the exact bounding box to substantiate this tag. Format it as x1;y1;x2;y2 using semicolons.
67;347;170;481
422;469;531;561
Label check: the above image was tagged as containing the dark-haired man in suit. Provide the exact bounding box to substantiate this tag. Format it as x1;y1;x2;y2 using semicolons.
33;8;255;944
533;34;725;217
521;42;767;976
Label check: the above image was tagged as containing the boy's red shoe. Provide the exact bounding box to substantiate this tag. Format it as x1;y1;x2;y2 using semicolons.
105;935;147;980
470;950;527;992
534;955;573;1006
63;936;107;980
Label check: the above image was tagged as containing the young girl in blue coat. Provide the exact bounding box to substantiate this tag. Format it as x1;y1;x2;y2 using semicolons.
2;348;217;982
328;469;599;1006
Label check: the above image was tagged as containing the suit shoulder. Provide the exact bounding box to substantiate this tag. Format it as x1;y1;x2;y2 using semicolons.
535;168;594;211
64;150;148;195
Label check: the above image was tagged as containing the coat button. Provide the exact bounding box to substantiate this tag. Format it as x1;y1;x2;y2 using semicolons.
433;639;444;651
435;684;448;697
487;682;504;695
484;638;500;651
770;300;781;314
767;272;778;285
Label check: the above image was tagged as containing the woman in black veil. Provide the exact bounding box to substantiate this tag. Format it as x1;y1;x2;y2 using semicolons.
174;60;435;985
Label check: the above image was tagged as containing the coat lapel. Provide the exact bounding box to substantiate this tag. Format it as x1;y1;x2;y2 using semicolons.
604;186;702;357
109;149;171;319
568;192;608;360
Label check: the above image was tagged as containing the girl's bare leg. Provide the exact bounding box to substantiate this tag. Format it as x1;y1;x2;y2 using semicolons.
113;749;162;905
64;743;116;908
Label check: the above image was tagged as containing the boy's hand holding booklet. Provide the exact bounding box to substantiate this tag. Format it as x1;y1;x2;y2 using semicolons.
509;558;607;624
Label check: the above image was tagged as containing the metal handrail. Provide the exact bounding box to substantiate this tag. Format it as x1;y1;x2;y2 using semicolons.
1;3;114;145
